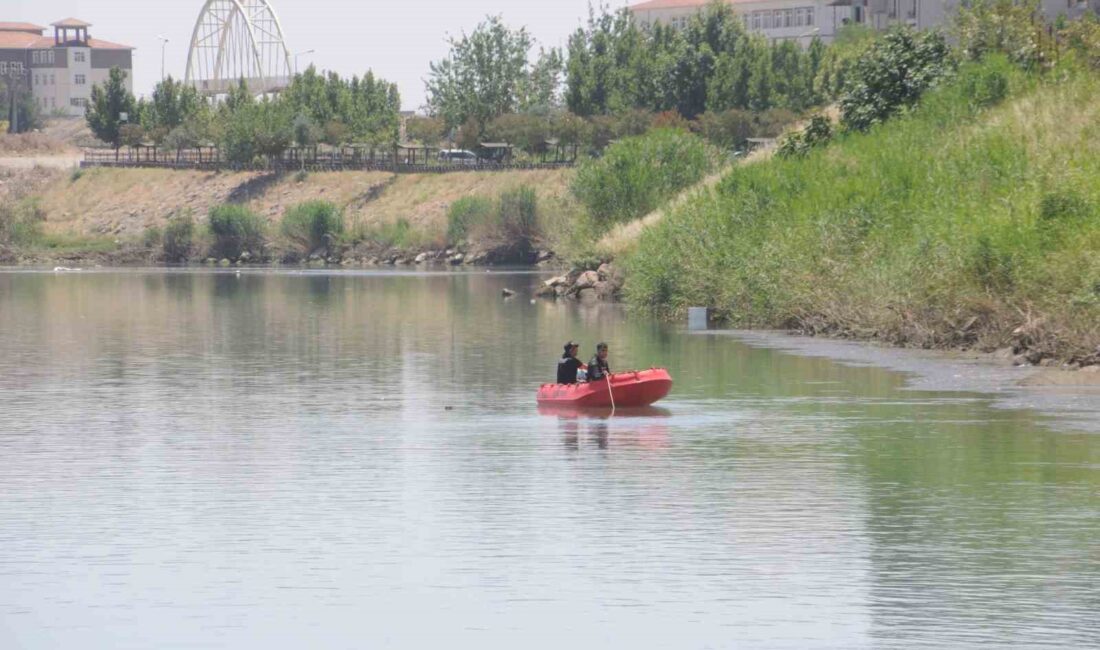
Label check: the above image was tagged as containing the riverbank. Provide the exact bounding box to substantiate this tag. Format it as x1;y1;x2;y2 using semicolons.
623;58;1100;367
706;330;1100;434
0;165;577;267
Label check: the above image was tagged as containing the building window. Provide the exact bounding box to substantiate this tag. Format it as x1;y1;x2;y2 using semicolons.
47;51;55;65
50;74;55;85
74;51;86;63
34;74;39;85
70;97;87;107
31;51;39;64
0;62;7;74
75;74;86;85
807;7;815;25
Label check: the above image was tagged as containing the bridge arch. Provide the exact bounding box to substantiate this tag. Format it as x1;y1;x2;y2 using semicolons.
184;0;293;96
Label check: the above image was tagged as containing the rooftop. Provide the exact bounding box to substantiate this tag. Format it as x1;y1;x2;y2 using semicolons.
51;18;92;28
629;0;761;9
0;22;46;34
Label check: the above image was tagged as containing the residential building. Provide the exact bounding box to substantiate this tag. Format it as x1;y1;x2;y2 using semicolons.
630;0;851;45
0;18;134;117
628;0;1098;45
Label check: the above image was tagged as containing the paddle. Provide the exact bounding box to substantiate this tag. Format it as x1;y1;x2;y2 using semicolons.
606;373;616;415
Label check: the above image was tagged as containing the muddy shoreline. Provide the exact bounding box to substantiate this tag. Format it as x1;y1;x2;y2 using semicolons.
704;330;1100;434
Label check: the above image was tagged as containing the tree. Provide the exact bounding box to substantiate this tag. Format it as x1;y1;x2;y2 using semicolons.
86;67;137;148
840;28;952;132
143;76;201;143
405;116;446;146
2;76;42;134
426;16;534;128
520;48;564;111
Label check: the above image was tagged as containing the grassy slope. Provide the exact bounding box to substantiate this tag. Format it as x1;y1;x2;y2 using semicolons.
27;167;573;245
627;59;1100;360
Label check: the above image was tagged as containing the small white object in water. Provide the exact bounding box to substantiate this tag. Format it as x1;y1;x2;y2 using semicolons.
53;267;82;273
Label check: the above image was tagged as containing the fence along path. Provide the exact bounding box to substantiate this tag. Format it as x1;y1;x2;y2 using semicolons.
81;147;577;173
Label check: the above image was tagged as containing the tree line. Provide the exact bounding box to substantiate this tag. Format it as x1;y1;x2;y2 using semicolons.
421;1;834;151
85;66;400;164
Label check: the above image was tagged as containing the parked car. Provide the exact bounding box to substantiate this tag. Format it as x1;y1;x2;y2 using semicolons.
438;149;480;166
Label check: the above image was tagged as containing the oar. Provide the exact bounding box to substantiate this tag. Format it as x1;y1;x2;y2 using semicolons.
605;372;616;415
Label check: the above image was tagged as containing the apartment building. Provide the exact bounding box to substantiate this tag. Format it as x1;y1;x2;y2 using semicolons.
629;0;1098;44
630;0;851;45
0;18;133;117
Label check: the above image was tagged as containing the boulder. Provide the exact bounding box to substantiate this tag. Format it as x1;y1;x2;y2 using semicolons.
544;275;568;288
414;252;428;264
576;287;598;302
595;281;618;301
501;288;516;298
574;270;600;291
597;263;613;282
535;284;557;298
449;253;464;265
536;250;554;263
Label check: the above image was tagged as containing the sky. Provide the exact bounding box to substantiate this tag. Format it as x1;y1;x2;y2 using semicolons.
7;0;632;110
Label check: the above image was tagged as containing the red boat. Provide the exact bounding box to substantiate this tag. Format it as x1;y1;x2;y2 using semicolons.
536;368;673;408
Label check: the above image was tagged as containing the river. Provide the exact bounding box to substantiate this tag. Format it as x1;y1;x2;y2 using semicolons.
0;269;1097;649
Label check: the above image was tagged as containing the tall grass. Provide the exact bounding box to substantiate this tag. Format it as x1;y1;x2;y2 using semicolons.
627;56;1100;359
208;204;265;260
281;200;344;255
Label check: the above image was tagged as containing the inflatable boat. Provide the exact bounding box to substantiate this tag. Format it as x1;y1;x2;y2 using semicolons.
536;368;672;408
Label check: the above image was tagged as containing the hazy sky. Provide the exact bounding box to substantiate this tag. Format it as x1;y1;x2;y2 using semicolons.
8;0;631;109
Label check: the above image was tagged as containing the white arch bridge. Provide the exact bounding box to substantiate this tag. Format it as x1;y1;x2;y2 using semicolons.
184;0;293;97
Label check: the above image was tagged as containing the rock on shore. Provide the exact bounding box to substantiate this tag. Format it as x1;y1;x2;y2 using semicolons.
536;262;624;302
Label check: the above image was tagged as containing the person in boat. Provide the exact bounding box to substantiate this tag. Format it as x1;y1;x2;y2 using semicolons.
556;341;587;384
587;342;611;382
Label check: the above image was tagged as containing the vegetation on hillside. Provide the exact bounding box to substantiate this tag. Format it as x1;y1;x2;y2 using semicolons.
625;8;1100;360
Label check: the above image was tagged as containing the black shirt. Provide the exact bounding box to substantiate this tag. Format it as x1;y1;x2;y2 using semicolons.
557;356;584;384
587;356;610;381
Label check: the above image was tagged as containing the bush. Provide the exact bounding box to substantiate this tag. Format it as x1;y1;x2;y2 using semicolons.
163;214;195;262
0;201;44;246
207;204;265;260
958;57;1010;108
281;201;344;255
572;128;717;227
496;186;539;248
840;28;954;132
954;0;1049;69
777;115;834;158
447;196;495;244
1062;13;1100;69
142;226;163;249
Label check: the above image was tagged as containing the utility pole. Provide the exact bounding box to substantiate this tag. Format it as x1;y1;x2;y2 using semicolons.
157;35;170;81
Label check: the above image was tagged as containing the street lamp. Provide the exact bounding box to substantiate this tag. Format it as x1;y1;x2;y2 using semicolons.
156;35;169;81
294;49;315;75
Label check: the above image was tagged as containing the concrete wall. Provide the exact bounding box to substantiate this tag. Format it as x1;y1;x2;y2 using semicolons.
91;49;132;70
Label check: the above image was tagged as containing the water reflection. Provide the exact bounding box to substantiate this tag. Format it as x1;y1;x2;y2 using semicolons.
0;269;1097;649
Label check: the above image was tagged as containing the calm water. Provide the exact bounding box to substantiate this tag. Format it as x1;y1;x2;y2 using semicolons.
0;269;1097;649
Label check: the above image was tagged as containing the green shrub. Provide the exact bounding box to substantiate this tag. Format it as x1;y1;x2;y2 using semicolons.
163;214;195;262
958;57;1010;108
0;200;44;246
496;186;540;248
141;225;163;249
954;0;1050;69
777;115;834;158
447;196;494;244
207;204;265;259
840;28;954;132
1062;13;1100;69
281;201;344;255
572;128;716;227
